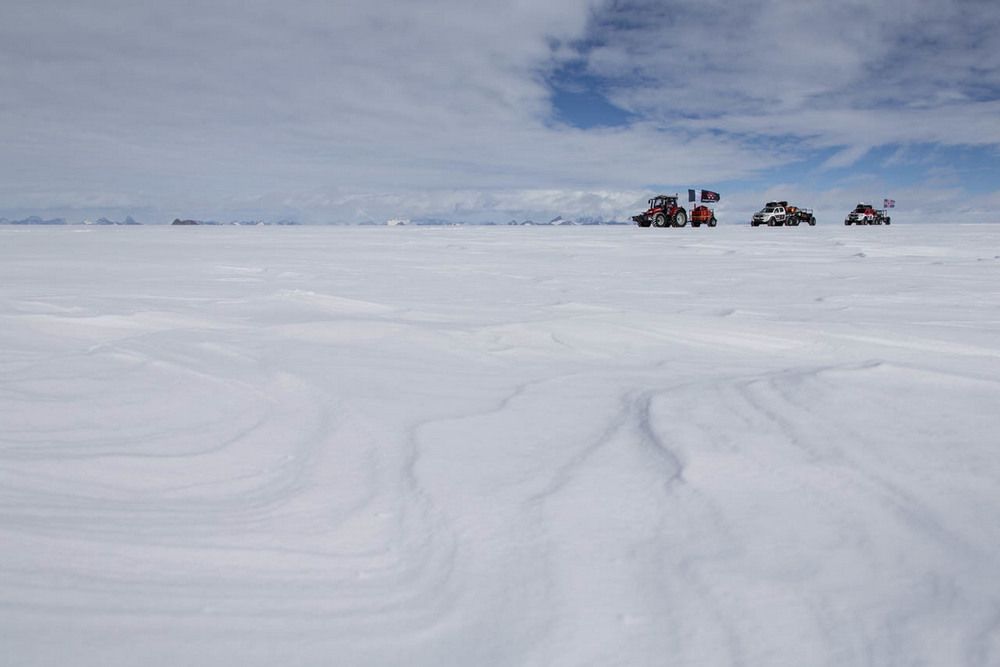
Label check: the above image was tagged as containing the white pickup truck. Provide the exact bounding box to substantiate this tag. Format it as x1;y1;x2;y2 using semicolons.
751;202;790;226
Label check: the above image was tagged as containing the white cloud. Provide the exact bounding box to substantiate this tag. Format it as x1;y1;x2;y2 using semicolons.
0;0;998;222
592;0;1000;153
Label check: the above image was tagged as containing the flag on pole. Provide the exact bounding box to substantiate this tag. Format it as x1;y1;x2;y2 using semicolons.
883;198;895;208
700;190;721;203
688;189;696;203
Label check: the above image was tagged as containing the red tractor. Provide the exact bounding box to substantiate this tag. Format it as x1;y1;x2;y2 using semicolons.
633;194;688;227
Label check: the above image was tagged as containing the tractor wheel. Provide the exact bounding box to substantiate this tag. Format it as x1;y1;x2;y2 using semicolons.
885;218;891;225
709;216;717;227
808;216;816;226
637;219;651;227
672;210;688;227
653;213;667;227
692;220;701;227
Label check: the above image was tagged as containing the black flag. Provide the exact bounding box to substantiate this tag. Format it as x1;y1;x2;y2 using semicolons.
700;190;720;203
688;189;696;203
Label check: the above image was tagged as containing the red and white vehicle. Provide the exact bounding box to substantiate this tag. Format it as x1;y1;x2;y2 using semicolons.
690;205;718;227
633;194;688;227
844;203;891;225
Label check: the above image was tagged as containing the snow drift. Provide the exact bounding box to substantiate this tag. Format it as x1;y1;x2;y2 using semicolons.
2;225;999;665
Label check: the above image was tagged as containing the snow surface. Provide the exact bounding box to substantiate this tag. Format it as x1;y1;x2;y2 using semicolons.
2;225;1000;666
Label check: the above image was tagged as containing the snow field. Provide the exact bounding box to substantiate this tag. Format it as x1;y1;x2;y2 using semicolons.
1;225;999;665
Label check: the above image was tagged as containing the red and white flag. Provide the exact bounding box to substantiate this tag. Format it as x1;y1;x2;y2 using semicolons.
883;198;895;208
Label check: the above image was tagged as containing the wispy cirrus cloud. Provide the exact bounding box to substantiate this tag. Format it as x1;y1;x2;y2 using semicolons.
587;0;1000;150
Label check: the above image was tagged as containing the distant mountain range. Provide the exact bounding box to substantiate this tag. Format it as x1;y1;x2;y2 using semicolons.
0;216;70;225
378;216;630;226
0;216;304;226
171;218;303;225
93;216;141;225
1;215;630;226
0;216;140;225
544;215;629;226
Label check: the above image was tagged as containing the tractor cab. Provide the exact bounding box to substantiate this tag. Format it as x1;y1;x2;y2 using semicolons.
648;195;677;212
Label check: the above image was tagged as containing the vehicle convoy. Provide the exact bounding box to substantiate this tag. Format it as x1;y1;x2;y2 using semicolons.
633;195;688;227
844;203;891;225
751;201;816;226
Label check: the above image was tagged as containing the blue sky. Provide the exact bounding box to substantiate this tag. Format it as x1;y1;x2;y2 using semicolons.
1;0;998;224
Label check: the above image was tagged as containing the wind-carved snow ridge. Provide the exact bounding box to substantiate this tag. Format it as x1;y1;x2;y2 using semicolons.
2;225;1000;665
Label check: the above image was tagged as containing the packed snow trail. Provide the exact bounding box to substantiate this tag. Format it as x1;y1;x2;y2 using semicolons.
1;225;999;665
